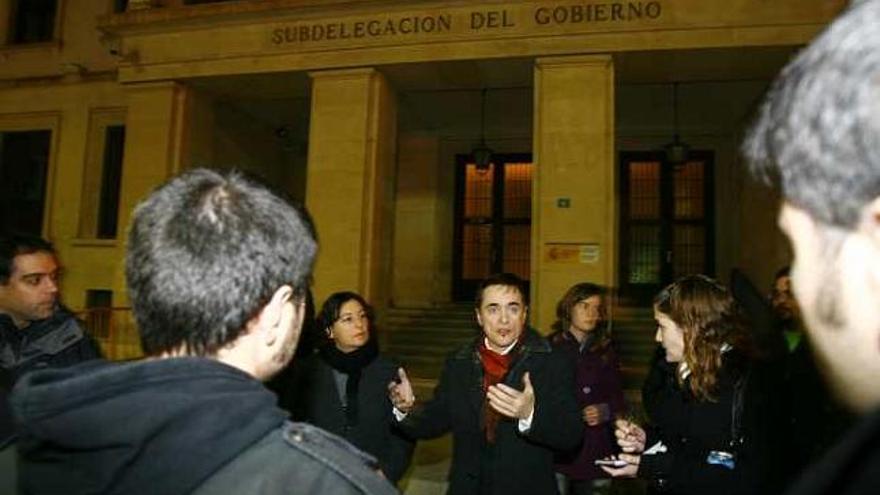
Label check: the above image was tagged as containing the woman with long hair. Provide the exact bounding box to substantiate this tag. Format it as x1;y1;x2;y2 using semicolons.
287;291;414;484
549;283;625;495
603;275;786;495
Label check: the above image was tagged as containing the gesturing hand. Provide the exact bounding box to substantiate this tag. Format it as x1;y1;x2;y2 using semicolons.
614;419;647;454
487;372;535;420
387;367;415;413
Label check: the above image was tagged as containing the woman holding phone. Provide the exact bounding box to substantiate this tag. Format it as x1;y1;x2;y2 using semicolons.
602;275;786;495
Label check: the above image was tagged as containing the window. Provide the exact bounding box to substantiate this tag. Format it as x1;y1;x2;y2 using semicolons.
79;110;126;239
9;0;57;44
0;130;52;235
618;151;716;303
84;289;113;340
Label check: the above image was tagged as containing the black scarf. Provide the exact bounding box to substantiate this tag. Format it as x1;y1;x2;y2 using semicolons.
319;338;379;427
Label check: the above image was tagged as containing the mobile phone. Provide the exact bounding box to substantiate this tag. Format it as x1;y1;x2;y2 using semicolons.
594;459;628;468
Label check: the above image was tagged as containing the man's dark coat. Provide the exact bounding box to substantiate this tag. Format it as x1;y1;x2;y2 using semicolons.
397;328;583;495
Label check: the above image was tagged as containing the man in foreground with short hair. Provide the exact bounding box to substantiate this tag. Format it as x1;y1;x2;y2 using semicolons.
389;272;583;495
10;169;396;494
743;0;880;492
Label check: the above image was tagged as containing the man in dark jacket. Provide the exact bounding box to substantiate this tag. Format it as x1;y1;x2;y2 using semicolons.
0;235;101;392
10;169;395;495
742;1;880;493
0;234;102;459
390;273;584;495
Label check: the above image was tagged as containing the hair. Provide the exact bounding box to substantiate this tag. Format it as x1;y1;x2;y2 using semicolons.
743;0;880;229
552;283;610;352
0;234;55;284
654;275;752;402
125;168;318;357
774;265;791;282
474;272;529;309
316;291;375;344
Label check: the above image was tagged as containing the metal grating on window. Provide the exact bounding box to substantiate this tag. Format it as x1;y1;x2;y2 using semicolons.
503;162;532;220
674;161;705;219
628;225;661;284
462;224;492;280
502;225;530;280
464;164;494;219
629;161;661;220
673;225;706;278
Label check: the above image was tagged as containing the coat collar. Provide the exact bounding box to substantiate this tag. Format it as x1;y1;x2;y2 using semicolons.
453;327;549;422
451;327;550;361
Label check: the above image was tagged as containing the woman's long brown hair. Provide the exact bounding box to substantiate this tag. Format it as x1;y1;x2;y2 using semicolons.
552;282;611;354
654;275;751;402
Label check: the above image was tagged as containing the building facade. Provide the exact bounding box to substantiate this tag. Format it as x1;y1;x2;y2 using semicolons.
0;0;844;337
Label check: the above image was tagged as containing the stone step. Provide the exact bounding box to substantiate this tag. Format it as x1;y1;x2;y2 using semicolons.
380;321;478;334
389;343;463;358
383;308;474;320
388;330;474;344
385;310;474;319
391;357;446;381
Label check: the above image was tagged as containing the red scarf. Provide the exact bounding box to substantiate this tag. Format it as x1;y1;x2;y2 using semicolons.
478;340;518;443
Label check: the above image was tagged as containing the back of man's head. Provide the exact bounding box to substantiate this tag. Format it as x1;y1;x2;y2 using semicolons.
0;235;55;285
743;0;880;413
743;0;880;229
126;168;317;357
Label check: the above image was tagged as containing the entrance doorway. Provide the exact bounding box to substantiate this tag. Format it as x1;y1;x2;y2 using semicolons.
619;151;715;303
453;153;532;301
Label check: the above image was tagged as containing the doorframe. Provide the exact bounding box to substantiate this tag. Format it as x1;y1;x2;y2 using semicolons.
452;152;533;302
617;150;716;303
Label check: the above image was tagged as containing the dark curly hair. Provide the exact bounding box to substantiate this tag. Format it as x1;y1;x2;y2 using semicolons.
655;275;752;401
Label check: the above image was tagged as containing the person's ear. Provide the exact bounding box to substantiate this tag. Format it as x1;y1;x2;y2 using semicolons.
259;285;293;346
860;196;880;246
475;307;483;327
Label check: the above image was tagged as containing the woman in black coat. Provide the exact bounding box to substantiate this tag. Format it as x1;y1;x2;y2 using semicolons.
287;291;414;484
603;275;787;495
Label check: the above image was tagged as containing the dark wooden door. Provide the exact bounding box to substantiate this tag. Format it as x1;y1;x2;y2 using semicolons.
619;151;715;303
453;153;532;301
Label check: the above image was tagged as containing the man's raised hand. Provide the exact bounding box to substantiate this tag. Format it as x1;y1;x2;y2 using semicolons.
487;372;535;420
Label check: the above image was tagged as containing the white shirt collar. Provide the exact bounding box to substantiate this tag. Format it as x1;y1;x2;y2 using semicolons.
484;337;517;355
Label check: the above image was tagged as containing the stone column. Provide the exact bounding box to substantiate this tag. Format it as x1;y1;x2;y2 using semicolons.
531;55;616;331
306;68;397;308
115;81;190;300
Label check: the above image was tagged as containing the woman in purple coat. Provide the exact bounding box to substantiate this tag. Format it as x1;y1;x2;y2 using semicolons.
549;283;626;495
